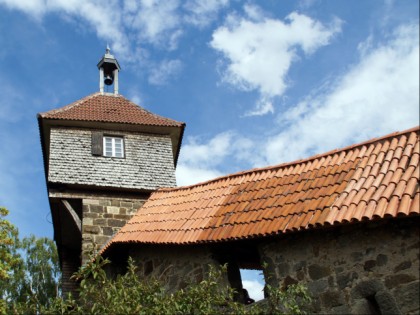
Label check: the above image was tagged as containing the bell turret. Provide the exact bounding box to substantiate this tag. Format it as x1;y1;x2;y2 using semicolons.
97;45;121;94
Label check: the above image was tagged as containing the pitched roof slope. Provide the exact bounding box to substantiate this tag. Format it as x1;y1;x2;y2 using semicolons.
39;93;184;127
104;127;419;249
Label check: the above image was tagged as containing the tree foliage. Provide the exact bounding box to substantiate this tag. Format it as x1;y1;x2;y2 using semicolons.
0;207;20;281
0;207;60;314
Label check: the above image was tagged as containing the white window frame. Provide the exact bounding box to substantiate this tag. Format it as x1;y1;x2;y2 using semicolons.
103;136;124;158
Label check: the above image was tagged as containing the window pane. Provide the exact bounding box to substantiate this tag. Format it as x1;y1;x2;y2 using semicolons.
103;136;124;158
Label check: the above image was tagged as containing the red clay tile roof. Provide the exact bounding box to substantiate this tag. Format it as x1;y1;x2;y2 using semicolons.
39;92;184;127
103;126;419;249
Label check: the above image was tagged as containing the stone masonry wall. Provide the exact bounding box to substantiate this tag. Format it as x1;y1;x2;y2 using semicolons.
82;197;146;263
129;245;226;291
49;127;176;190
259;217;419;314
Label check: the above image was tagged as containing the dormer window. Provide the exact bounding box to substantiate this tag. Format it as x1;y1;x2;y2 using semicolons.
91;132;124;158
104;136;124;158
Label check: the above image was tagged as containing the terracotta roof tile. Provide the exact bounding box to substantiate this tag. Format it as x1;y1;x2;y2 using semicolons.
102;127;420;250
39;92;184;127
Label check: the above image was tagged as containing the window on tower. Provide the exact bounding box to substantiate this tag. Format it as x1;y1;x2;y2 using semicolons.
103;136;124;158
91;132;125;158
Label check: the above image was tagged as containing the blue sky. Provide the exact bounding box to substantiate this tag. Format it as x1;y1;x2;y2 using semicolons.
0;0;419;300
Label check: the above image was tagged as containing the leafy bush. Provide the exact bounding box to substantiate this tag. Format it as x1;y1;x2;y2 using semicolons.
33;254;311;315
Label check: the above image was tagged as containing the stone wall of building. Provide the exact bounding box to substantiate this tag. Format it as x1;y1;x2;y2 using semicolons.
82;197;147;263
49;127;176;190
259;217;419;314
129;245;226;291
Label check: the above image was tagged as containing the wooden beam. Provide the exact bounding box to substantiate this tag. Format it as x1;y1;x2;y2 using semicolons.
61;200;81;233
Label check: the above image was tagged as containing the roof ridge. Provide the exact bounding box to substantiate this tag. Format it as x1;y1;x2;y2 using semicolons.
163;126;419;193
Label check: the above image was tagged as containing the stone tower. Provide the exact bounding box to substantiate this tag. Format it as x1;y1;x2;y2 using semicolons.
38;48;185;295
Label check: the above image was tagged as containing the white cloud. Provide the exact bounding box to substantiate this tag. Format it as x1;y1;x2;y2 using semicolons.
210;7;341;115
148;59;182;85
264;23;419;164
0;80;26;123
176;132;257;186
180;132;233;166
176;133;233;186
184;0;229;27
176;165;222;186
125;0;181;49
0;0;131;57
242;280;264;301
243;98;274;117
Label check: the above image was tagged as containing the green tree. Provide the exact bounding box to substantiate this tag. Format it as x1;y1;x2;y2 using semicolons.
0;207;20;281
0;207;60;314
1;207;21;313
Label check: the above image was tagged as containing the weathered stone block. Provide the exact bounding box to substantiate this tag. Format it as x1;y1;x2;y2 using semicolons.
133;202;144;209
84;199;100;205
329;305;351;314
393;281;420;314
351;279;383;299
364;259;377;271
114;214;132;220
375;290;402;314
107;219;125;227
94;235;110;245
102;227;114;236
111;200;121;207
90;205;105;213
106;206;120;214
394;261;412;272
293;260;306;271
83;218;93;226
93;218;106;226
385;274;416;289
376;254;388;266
83;205;90;213
99;200;111;206
83;225;100;234
337;272;358;290
308;264;330;280
319;290;344;308
308;279;329;296
121;202;133;208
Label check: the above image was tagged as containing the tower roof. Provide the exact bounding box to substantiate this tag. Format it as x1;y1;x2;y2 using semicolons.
38;92;184;127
